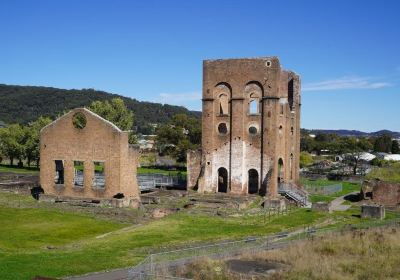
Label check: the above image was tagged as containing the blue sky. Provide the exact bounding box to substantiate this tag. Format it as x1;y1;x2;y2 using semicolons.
0;0;399;132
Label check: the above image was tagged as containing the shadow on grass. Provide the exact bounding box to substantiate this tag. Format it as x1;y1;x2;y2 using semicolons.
344;193;361;203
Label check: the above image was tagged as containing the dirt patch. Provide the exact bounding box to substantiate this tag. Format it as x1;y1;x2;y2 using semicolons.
226;259;285;275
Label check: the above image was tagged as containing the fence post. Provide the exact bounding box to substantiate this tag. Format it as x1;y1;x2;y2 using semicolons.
150;254;154;276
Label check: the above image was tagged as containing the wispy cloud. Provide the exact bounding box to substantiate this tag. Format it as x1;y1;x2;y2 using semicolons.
154;91;201;110
303;76;391;92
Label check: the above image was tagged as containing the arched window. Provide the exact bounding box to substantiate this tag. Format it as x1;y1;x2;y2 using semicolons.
219;94;229;115
217;167;228;193
290;154;294;180
245;82;263;115
288;78;294;111
214;83;231;116
248;169;259;194
249;93;259;114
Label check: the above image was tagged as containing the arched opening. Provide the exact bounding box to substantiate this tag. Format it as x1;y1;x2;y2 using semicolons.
290;154;293;180
217;167;228;193
288;79;294;111
249;93;259;114
248;169;259;194
219;94;229;115
278;158;284;185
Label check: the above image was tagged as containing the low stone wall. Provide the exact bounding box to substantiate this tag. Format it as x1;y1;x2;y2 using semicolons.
361;204;385;219
311;201;331;213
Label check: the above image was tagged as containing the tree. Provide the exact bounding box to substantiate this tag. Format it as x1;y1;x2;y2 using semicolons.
24;117;52;167
373;134;392;153
300;151;313;168
89;98;137;143
0;124;25;166
391;140;400;154
156;114;201;162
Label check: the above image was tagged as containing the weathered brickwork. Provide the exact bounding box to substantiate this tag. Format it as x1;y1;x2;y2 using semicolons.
188;57;301;197
362;180;400;206
40;108;140;206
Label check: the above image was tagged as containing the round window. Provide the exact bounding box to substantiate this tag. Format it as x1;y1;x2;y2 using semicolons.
218;123;228;135
72;112;87;129
249;126;258;135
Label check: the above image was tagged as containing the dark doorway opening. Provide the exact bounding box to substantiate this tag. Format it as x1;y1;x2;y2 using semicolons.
248;169;259;194
278;158;284;185
218;167;228;193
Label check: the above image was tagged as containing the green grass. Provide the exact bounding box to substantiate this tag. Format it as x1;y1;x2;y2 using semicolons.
0;164;39;174
0;192;324;280
366;162;400;183
301;178;361;203
137;167;186;176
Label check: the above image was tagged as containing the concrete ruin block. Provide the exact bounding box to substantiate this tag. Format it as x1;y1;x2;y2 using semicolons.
361;204;385;219
312;201;332;213
129;198;141;209
263;199;286;211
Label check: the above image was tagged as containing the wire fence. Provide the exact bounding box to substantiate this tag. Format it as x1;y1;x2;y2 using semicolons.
304;183;343;195
137;173;186;192
127;217;400;279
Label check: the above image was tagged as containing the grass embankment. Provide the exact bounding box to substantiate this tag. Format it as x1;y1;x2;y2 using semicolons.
366;162;400;183
180;227;400;280
300;178;361;203
0;163;185;176
0;192;326;280
0;164;39;174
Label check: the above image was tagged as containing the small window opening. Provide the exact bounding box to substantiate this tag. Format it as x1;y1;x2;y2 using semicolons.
249;126;258;135
72;112;87;129
267;111;271;118
54;160;64;185
280;104;284;115
93;162;105;188
74;161;84;187
291;127;294;136
218;123;228;135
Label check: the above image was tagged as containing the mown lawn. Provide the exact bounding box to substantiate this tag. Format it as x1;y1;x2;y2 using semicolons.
0;192;325;280
0;164;39;174
301;178;361;203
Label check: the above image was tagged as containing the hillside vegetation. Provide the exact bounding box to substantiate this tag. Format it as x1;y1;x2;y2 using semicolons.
0;84;200;133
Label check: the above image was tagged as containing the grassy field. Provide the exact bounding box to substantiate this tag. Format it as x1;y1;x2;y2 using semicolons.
0;164;185;176
366;162;400;183
0;191;330;280
0;173;394;279
301;178;361;203
0;164;39;174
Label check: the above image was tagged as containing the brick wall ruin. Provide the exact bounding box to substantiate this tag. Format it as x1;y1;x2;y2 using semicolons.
40;108;140;206
362;180;400;206
188;57;301;197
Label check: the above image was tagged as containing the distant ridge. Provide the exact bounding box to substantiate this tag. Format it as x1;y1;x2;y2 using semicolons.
304;129;400;138
0;84;201;133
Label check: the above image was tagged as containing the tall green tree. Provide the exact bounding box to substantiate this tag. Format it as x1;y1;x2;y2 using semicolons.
89;98;137;143
156;114;201;162
24;117;52;167
392;140;400;154
0;124;25;166
373;134;393;153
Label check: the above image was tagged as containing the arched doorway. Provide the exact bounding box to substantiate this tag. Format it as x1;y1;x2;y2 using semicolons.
217;167;228;193
248;169;259;194
278;158;284;185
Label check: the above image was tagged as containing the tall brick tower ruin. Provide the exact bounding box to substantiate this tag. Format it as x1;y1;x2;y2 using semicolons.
187;57;301;197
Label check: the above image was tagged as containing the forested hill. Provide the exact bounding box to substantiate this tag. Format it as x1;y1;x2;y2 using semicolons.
0;84;201;132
